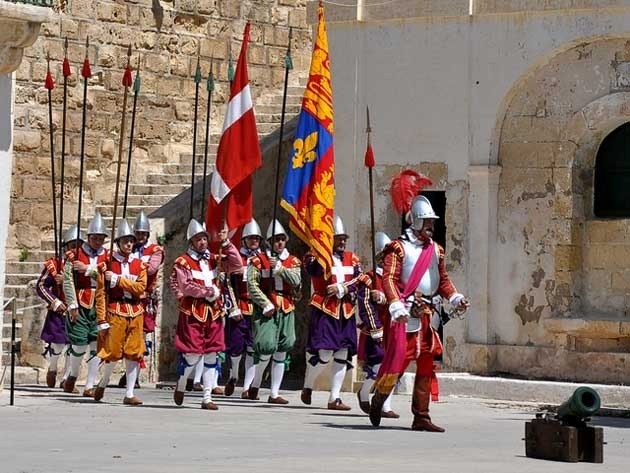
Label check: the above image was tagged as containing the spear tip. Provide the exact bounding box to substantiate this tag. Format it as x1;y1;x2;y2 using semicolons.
64;37;68;53
85;36;89;50
366;106;372;133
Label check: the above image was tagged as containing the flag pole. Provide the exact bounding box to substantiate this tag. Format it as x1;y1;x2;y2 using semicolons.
365;106;376;275
59;37;70;257
201;57;214;221
109;45;133;256
75;36;91;254
44;52;59;262
189;53;202;221
123;54;141;219
270;27;293;247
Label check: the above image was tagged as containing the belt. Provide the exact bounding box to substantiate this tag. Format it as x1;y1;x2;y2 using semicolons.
110;297;138;303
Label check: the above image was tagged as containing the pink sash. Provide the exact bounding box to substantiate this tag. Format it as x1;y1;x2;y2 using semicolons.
373;241;434;395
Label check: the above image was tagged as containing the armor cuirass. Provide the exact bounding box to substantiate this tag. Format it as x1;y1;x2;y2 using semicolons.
399;239;439;296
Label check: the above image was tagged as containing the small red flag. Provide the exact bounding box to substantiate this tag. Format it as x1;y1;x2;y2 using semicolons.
364;143;375;168
62;58;71;78
44;70;54;90
122;66;133;87
81;57;92;79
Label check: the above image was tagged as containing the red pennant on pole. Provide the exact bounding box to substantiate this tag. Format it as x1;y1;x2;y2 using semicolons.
81;58;92;79
62;58;71;78
44;70;54;90
122;66;133;87
364;143;375;168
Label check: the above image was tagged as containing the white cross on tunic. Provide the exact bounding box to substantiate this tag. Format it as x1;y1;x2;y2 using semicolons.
261;267;284;291
331;254;354;283
191;260;217;287
116;255;138;299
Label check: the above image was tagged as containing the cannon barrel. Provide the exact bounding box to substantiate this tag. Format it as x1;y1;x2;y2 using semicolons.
557;387;601;422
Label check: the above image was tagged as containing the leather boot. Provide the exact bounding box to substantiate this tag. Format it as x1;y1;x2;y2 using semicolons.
46;370;57;388
63;376;77;394
411;376;445;433
369;391;389;427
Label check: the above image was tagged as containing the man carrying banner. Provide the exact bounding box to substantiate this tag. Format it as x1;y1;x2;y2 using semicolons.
369;194;469;432
171;219;242;409
301;216;361;410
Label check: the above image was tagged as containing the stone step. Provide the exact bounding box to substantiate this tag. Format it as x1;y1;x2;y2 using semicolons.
255;104;301;115
159;163;210;175
178;152;219;166
257;123;282;135
3;285;28;300
130;183;189;196
146;173;207;185
4;261;43;275
5;273;39;286
126;193;180;206
96;205;161;219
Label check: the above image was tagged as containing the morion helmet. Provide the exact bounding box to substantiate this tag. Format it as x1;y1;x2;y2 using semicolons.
266;219;289;241
114;219;135;242
186;218;208;241
409;195;439;231
242;218;263;239
87;211;108;236
133;210;151;233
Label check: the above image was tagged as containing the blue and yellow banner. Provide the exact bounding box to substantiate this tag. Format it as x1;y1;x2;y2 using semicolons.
281;4;335;278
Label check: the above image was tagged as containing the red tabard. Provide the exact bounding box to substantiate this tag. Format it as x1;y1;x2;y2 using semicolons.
309;251;358;319
175;254;224;322
107;257;144;318
67;246;109;309
252;253;301;313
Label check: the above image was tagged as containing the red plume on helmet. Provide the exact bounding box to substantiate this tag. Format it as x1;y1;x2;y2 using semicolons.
389;170;433;214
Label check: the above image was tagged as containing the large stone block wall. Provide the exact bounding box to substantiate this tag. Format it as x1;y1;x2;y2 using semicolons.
9;0;311;260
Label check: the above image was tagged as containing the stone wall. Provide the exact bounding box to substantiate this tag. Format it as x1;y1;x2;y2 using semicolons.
9;0;311;261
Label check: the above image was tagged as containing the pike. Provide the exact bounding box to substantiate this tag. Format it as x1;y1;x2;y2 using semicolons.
109;45;133;256
270;27;293;246
122;54;141;219
201;57;215;220
75;37;91;253
189;53;202;221
364;106;377;274
44;52;59;262
59;38;70;258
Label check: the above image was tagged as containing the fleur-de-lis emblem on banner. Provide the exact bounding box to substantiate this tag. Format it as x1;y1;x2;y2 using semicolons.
292;131;318;169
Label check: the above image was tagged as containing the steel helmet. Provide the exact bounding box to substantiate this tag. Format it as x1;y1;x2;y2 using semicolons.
242;218;263;239
133;210;151;233
333;214;348;238
114;219;135;242
87;211;108;236
266;219;289;241
186;218;208;241
62;225;85;246
409;195;439;231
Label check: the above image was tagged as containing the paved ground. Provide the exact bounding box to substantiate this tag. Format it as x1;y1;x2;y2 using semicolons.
1;384;628;473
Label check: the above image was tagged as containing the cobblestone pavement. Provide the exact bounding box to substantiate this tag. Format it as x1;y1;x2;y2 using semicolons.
1;384;628;473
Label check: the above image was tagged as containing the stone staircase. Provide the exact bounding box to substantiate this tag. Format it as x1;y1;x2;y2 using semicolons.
2;80;307;360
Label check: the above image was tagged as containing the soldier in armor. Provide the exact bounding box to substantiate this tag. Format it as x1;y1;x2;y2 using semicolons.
117;211;165;389
223;219;261;399
356;232;399;419
171;219;242;409
62;212;109;396
246;220;302;404
93;220;147;405
35;225;84;389
301;215;362;411
369;195;469;432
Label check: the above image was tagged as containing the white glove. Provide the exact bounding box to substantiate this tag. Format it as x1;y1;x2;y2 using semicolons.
449;293;465;306
205;284;220;302
389;300;410;321
228;308;242;318
335;283;346;299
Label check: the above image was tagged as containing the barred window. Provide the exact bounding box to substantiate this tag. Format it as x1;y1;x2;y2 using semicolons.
594;122;630;218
